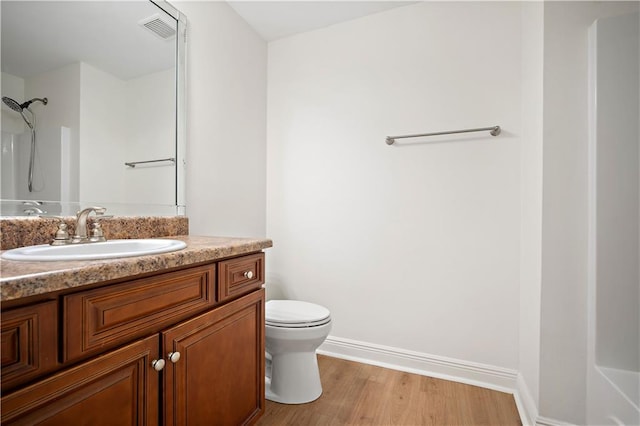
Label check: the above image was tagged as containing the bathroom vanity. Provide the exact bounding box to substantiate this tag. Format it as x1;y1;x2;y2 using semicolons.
0;232;271;425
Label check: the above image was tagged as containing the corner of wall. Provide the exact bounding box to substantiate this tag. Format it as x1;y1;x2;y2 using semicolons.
515;373;539;426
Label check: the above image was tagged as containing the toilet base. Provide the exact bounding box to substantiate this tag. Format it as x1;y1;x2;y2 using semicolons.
265;377;323;404
264;351;323;404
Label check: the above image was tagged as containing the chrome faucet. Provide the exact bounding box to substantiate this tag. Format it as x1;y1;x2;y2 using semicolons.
72;206;107;244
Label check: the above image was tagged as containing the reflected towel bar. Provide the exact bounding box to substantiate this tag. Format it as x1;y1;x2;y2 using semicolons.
125;157;176;168
385;125;501;145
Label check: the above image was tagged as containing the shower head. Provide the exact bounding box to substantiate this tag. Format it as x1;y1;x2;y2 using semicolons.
1;96;47;130
3;96;32;128
2;96;23;112
2;96;48;111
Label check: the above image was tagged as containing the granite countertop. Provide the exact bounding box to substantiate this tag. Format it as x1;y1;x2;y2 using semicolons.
1;216;189;250
0;235;272;302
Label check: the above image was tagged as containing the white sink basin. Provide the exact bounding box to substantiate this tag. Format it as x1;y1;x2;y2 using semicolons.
1;239;187;261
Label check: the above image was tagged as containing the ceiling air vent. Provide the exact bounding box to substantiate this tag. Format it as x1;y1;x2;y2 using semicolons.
139;14;176;40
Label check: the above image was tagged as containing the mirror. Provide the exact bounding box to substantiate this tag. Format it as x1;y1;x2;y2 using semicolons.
0;0;186;216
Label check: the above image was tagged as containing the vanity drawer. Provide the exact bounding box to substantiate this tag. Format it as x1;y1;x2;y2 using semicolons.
218;253;265;302
63;263;216;362
1;301;58;392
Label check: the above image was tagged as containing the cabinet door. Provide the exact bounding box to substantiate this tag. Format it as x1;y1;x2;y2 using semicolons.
163;289;265;426
1;335;160;426
1;301;57;392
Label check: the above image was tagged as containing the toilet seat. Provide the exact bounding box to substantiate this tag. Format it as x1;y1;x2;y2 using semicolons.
266;300;331;328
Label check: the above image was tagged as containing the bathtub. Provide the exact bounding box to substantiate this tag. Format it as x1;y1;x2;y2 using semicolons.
588;365;639;425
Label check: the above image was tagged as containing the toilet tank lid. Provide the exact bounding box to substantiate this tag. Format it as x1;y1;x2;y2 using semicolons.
266;300;331;324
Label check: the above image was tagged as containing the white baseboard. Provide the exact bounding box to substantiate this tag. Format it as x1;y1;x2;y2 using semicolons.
318;335;540;426
318;335;517;392
515;372;539;426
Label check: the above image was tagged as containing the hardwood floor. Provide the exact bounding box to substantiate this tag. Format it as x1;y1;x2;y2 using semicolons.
257;355;521;426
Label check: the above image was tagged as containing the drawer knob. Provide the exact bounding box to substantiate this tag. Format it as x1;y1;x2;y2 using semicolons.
152;359;166;371
243;271;254;279
168;351;181;363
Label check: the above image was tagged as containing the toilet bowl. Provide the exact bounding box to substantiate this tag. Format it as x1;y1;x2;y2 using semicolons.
265;300;332;404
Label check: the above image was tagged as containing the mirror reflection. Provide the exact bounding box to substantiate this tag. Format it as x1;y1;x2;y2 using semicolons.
1;1;182;216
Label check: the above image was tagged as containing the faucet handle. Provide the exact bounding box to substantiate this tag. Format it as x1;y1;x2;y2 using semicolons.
88;214;113;242
41;216;72;246
89;221;107;243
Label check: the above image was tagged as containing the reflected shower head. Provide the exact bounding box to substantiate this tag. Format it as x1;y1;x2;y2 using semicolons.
2;95;47;193
2;96;48;111
2;96;47;130
3;96;32;128
2;96;23;112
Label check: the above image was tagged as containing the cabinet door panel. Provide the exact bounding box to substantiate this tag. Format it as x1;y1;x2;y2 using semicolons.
164;289;265;426
1;335;159;426
1;301;57;392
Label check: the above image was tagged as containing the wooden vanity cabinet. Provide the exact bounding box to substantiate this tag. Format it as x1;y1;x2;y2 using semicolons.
1;252;266;426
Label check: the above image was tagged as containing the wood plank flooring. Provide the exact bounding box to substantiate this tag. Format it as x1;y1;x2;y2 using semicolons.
257;355;521;426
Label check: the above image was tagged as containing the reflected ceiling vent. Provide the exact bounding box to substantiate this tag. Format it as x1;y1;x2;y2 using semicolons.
139;14;176;40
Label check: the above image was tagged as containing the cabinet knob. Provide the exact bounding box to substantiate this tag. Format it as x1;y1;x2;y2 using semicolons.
152;359;166;371
168;351;181;363
243;271;254;279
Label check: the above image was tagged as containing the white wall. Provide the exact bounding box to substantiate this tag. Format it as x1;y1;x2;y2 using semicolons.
540;2;640;423
124;68;176;206
175;0;267;238
79;62;127;204
1;72;25;199
80;63;177;207
25;63;81;202
266;2;521;369
1;133;18;199
1;73;26;135
518;1;544;416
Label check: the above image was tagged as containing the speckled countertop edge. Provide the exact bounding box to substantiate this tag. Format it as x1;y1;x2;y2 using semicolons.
0;235;273;301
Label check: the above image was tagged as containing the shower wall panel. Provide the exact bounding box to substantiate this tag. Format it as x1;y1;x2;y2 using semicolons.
594;11;640;373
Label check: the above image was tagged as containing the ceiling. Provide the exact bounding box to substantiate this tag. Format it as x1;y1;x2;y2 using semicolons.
1;1;415;82
226;1;418;42
1;1;176;81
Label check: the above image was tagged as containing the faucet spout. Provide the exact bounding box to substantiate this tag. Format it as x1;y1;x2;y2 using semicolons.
73;206;106;243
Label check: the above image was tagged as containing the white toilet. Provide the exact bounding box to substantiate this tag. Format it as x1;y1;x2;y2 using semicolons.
265;300;332;404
